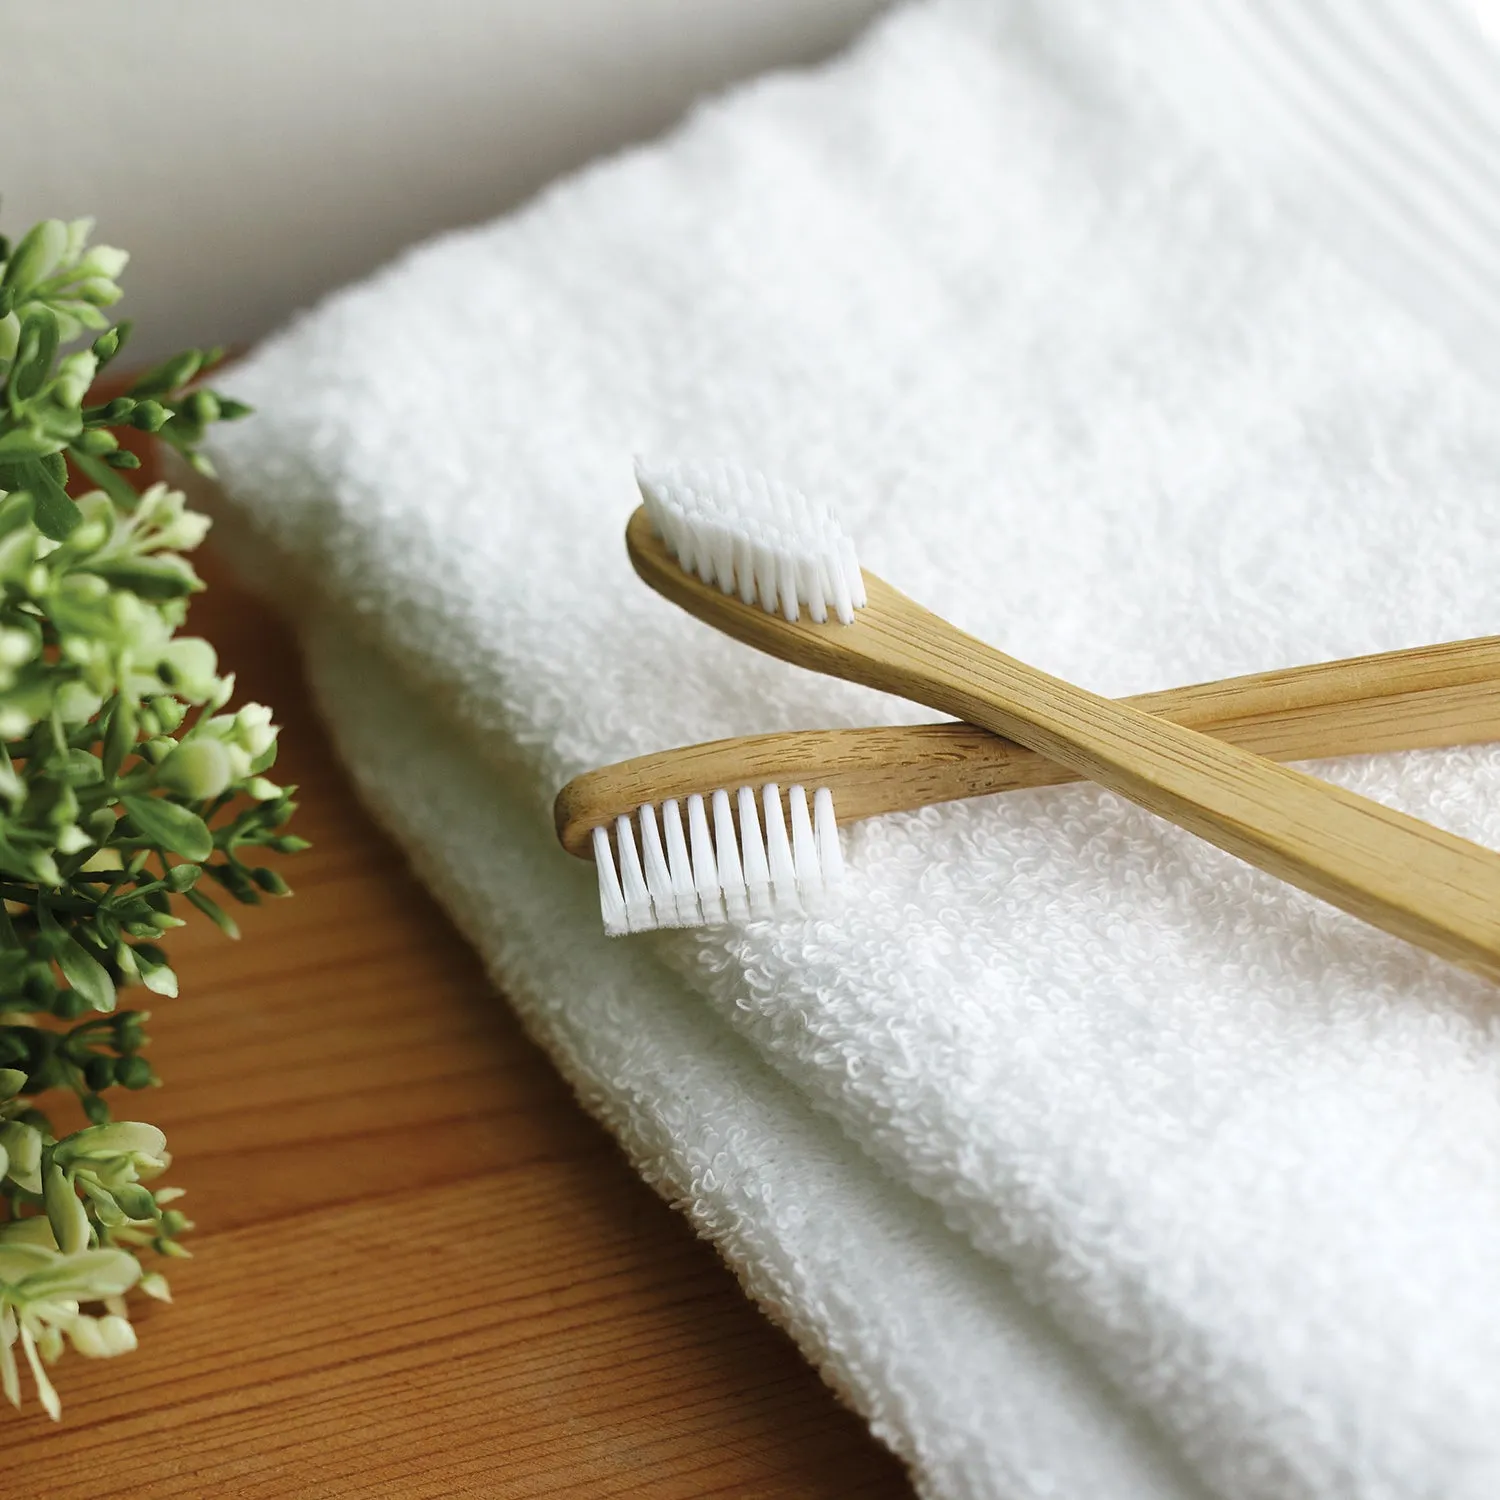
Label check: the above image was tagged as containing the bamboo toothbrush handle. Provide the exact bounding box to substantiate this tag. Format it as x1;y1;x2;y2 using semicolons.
626;508;1500;981
553;648;1500;856
876;591;1500;982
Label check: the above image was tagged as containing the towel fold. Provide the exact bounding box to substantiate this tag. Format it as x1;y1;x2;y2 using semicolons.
206;3;1500;1496
294;607;1206;1500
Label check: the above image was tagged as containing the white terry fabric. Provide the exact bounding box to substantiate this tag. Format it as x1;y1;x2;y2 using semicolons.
203;3;1500;1497
1087;0;1500;388
296;608;1206;1500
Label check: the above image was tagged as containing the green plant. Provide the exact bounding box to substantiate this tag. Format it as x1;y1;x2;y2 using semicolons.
0;217;301;1418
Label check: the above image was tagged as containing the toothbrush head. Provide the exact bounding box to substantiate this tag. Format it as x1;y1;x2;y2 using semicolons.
590;783;845;936
635;459;867;624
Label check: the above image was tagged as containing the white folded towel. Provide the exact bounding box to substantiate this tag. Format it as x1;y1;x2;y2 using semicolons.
205;3;1500;1497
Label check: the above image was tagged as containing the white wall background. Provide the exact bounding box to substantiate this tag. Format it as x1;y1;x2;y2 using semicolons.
2;1;887;360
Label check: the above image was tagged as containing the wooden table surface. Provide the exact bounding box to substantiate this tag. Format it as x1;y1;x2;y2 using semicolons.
10;514;913;1495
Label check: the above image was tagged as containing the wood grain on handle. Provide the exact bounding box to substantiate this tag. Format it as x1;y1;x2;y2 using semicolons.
625;506;1500;983
554;668;1500;857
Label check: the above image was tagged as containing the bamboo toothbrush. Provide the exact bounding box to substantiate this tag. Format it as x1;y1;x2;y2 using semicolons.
619;459;1500;980
557;637;1500;933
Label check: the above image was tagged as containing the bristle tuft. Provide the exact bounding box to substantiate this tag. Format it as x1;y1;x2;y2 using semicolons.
635;458;863;624
589;783;846;935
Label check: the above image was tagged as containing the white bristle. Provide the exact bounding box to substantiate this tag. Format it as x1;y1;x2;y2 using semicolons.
687;793;726;923
615;813;653;932
788;785;823;910
814;786;845;889
635;458;864;625
713;788;750;920
738;784;774;919
662;799;702;926
760;783;800;915
638;802;677;925
592;825;629;937
588;783;848;935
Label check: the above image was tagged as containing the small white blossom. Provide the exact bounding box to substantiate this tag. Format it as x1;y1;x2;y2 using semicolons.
156;635;219;702
0;1245;141;1419
72;244;129;281
234;703;277;758
0;1120;44;1195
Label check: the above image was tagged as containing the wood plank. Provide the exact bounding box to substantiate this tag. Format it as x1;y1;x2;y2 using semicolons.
8;517;911;1496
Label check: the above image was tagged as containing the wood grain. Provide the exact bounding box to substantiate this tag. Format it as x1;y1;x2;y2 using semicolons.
628;505;1500;984
8;544;912;1497
554;638;1500;857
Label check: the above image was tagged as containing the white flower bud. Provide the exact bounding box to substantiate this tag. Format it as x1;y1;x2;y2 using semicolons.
234;702;278;758
73;277;123;307
68;1315;107;1358
0;1215;56;1248
96;1314;137;1356
0;628;36;668
62;216;95;265
73;244;129;281
54;681;102;725
0;1121;42;1194
139;1271;172;1302
0;704;36;739
131;483;167;523
54;823;92;856
0;526;37;583
155;736;233;800
4;219;68;293
156;512;212;552
53;351;98;407
44;1165;91;1255
157;636;219;701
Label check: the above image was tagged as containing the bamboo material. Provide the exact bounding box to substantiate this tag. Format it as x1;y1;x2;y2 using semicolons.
555;641;1500;857
623;505;1500;982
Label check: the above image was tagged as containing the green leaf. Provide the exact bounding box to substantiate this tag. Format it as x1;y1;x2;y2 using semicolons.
103;695;136;781
9;305;61;404
60;943;115;1013
120;795;213;861
20;460;82;540
67;445;140;509
0;836;39;882
113;1181;157;1218
0;425;60;460
38;906;116;1015
44;1162;91;1252
55;748;104;786
139;961;177;998
129;349;203;399
185;886;239;940
2;220;67;295
82;554;199;599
